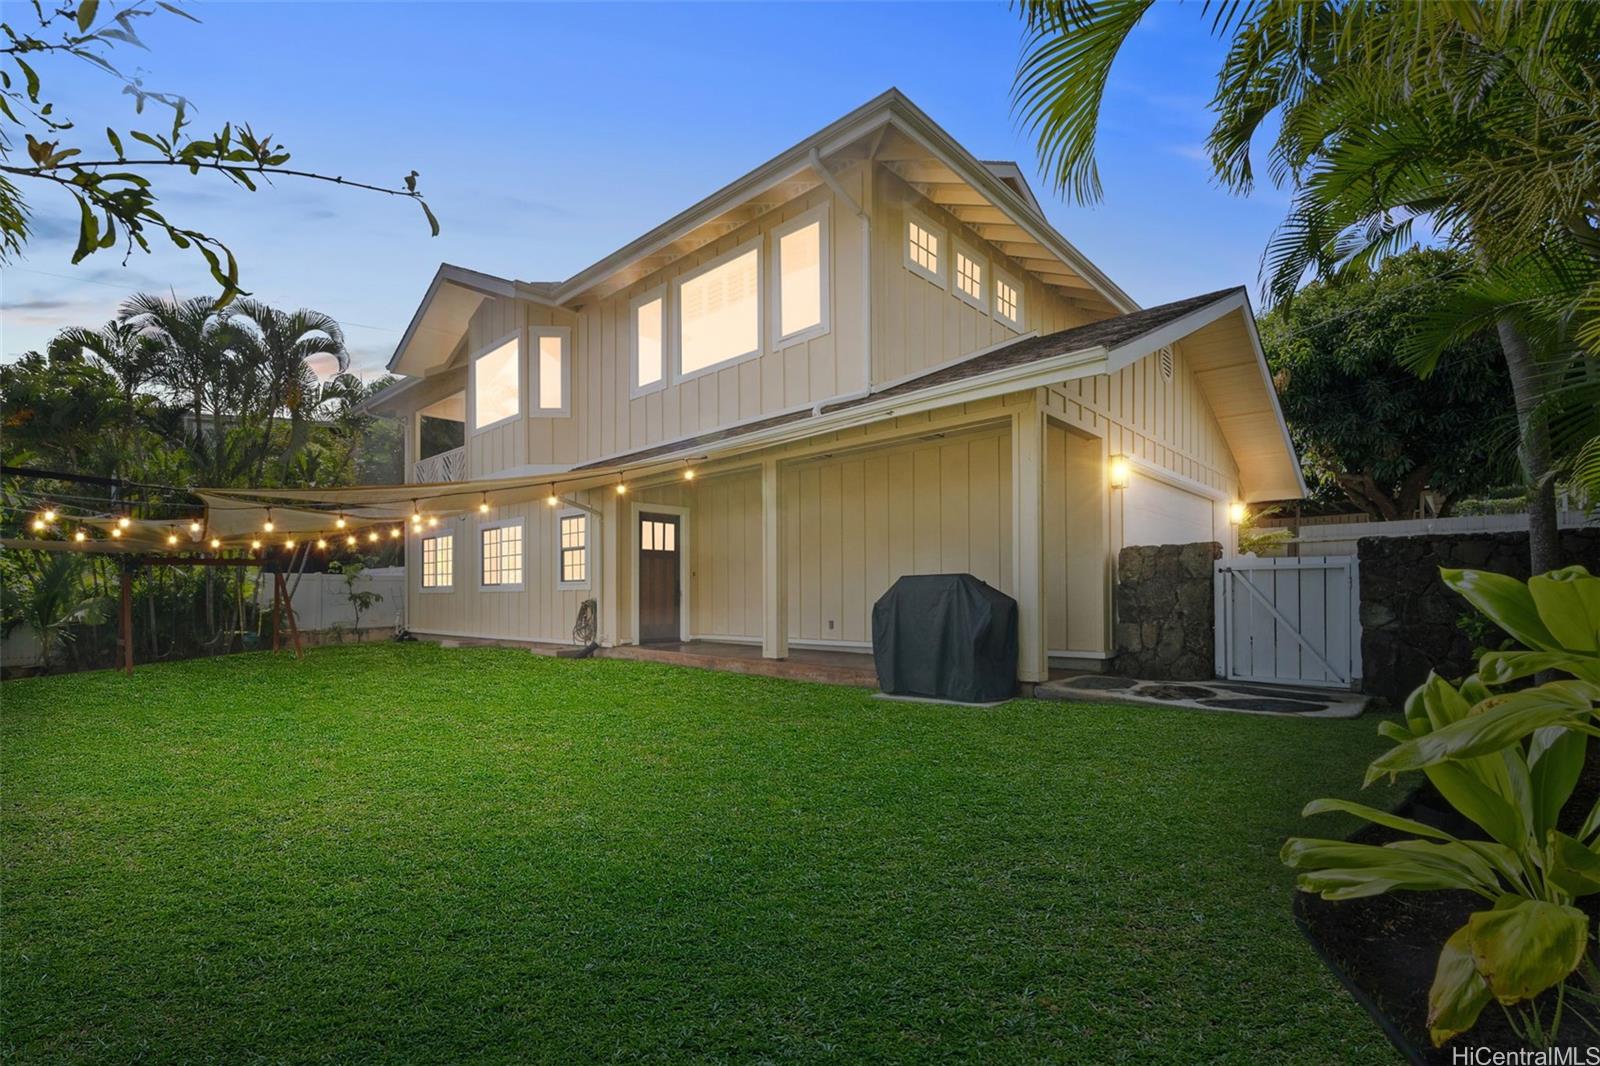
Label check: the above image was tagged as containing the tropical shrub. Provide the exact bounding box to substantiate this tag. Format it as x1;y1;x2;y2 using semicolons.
1283;566;1600;1048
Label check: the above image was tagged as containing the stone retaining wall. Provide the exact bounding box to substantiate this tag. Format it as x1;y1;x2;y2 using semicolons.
1112;542;1221;681
1358;527;1600;704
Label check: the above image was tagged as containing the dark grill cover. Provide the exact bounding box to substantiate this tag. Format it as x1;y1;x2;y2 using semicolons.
871;574;1019;702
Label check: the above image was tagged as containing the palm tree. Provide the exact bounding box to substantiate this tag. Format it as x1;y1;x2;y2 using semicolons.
1011;0;1600;569
226;299;348;482
120;293;236;483
47;319;160;479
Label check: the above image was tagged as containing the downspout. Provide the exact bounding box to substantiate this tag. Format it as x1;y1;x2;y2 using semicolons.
808;147;873;413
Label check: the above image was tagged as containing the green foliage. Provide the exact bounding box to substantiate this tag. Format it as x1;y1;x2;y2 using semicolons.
1259;249;1513;518
1;1;434;304
0;552;111;670
1284;566;1600;1048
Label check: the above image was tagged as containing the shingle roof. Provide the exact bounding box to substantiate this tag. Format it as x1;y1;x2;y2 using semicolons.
576;287;1244;471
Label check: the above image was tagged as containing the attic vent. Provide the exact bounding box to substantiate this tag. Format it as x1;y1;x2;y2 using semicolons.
1158;346;1174;382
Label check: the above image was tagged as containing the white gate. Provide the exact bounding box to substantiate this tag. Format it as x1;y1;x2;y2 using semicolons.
1214;556;1361;689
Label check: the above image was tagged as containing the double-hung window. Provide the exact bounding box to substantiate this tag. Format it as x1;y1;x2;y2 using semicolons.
480;520;524;589
677;238;761;378
557;511;588;588
420;532;454;590
471;334;521;430
772;205;828;346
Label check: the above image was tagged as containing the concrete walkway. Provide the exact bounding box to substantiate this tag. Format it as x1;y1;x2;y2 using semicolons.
1034;673;1369;718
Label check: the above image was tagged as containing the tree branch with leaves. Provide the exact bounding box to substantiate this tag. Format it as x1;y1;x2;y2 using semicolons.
0;0;437;306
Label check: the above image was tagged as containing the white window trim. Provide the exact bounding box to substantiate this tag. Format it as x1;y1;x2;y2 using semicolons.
769;202;831;350
952;240;987;312
629;502;691;644
477;517;525;592
529;325;571;417
904;207;946;288
556;508;590;590
673;234;764;384
992;267;1025;330
629;284;670;399
418;530;455;594
468;328;524;435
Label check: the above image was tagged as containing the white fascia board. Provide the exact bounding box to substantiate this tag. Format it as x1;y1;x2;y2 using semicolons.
1102;289;1247;374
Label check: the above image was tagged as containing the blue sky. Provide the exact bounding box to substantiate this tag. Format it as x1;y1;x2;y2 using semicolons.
1;1;1292;378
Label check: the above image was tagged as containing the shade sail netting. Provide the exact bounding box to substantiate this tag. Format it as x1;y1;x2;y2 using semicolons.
870;574;1019;703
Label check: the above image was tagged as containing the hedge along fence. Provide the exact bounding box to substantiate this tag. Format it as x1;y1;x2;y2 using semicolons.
1357;526;1600;704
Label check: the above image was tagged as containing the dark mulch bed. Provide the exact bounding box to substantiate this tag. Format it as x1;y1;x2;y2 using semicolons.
1297;761;1600;1063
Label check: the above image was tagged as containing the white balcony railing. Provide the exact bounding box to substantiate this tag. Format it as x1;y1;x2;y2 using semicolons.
413;445;466;483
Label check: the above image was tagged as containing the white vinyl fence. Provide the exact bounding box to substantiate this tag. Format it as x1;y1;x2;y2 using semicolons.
1259;511;1595;556
258;567;405;633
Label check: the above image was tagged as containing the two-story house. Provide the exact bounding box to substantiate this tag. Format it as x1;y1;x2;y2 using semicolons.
363;89;1304;683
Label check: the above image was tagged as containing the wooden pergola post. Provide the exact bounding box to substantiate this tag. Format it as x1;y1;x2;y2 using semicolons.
118;562;134;677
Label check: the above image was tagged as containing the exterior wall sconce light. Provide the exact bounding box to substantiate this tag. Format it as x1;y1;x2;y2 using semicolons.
1228;501;1248;525
1108;456;1131;489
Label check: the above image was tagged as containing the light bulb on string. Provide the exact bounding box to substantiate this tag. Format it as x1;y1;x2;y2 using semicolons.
41;508;56;522
189;520;202;534
285;539;297;550
250;539;262;550
31;518;45;532
316;538;328;550
345;535;358;548
74;530;87;542
110;527;122;539
263;508;274;533
117;515;131;529
209;537;221;549
368;530;380;543
335;515;347;530
167;531;179;546
479;493;490;514
389;527;401;539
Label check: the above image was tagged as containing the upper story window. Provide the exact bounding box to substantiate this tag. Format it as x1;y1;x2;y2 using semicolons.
420;531;453;590
631;288;666;396
905;212;945;286
532;327;570;416
954;245;985;310
677;238;760;378
773;205;828;346
993;270;1023;329
480;520;523;589
557;511;589;588
472;334;520;430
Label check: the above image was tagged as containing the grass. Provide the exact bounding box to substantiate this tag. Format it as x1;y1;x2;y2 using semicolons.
3;643;1402;1063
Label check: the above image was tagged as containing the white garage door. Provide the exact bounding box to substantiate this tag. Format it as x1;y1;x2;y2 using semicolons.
1124;474;1215;546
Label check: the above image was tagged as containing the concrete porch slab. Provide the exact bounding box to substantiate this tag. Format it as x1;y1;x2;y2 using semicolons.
596;641;879;688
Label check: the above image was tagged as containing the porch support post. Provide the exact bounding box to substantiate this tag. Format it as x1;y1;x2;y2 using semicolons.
761;458;788;660
601;491;624;647
1012;400;1049;684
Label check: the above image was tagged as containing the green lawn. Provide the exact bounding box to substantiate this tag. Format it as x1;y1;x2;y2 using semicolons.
3;643;1401;1063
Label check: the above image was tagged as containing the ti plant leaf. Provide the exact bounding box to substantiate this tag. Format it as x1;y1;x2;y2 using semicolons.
1429;924;1494;1047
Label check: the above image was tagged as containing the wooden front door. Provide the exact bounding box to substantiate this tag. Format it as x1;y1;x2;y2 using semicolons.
638;513;681;643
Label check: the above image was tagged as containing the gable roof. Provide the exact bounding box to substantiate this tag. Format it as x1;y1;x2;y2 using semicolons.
388;89;1137;375
574;287;1306;502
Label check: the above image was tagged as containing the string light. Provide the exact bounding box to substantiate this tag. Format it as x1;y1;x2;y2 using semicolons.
166;531;179;546
479;493;490;514
389;527;401;539
335;515;347;530
615;480;627;495
41;508;56;522
410;501;422;527
285;538;297;550
30;518;45;532
367;530;380;543
683;467;695;481
263;508;275;533
189;520;202;534
427;516;438;528
316;538;328;550
345;535;357;547
546;484;559;507
250;539;262;550
110;527;122;538
74;530;87;542
209;537;221;549
117;515;131;529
